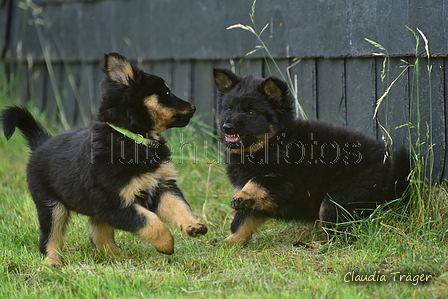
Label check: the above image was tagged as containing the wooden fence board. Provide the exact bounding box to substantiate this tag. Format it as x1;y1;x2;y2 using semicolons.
151;61;172;89
234;59;261;78
288;58;317;120
75;62;96;125
375;57;410;148
412;58;446;182
77;2;98;60
345;58;377;137
12;62;30;106
191;60;215;127
42;62;59;122
171;60;192;102
316;58;346;126
29;63;46;110
6;0;448;62
59;62;77;126
263;58;289;81
0;0;8;54
445;58;448;180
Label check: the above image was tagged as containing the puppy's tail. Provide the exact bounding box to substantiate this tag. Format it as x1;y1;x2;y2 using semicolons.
388;146;411;200
1;106;51;151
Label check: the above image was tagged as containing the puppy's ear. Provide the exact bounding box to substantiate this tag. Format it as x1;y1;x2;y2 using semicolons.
104;53;134;86
261;77;288;104
213;68;239;93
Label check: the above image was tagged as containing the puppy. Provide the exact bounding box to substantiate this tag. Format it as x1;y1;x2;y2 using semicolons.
1;53;207;266
213;68;409;244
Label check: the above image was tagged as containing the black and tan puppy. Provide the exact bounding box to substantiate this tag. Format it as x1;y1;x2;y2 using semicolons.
213;68;409;244
1;53;207;266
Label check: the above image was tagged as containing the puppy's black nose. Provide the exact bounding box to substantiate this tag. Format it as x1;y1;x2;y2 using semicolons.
222;123;234;130
191;104;196;112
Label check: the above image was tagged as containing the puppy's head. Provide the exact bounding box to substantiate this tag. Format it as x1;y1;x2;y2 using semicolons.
213;68;295;151
98;53;195;133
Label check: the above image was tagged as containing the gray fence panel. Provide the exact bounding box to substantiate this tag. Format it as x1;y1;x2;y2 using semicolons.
375;58;410;147
263;58;289;81
7;0;448;62
29;63;46;110
0;0;7;54
191;60;215;127
430;58;446;182
59;62;77;125
171;60;192;102
316;58;346;126
289;58;317;120
445;59;448;181
76;62;98;125
345;58;377;137
411;58;446;182
235;59;262;78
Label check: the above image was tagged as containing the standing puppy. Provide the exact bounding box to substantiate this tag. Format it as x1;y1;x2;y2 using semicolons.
1;53;207;266
213;68;409;245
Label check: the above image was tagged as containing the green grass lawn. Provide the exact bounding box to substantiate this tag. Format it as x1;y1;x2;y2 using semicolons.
0;106;447;298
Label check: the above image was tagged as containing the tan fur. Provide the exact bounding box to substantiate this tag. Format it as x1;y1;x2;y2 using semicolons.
224;215;268;244
233;179;277;211
263;79;282;102
119;163;177;207
46;202;70;266
89;218;121;252
156;191;206;237
214;71;234;92
144;95;176;132
134;204;174;254
106;57;134;85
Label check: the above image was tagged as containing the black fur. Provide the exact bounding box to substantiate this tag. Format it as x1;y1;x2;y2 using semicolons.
213;68;409;243
1;53;207;266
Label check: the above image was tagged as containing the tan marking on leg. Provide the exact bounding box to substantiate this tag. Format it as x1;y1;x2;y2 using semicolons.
89;218;121;252
119;164;177;207
156;192;207;237
134;204;174;254
232;179;277;211
46;202;70;266
224;215;268;245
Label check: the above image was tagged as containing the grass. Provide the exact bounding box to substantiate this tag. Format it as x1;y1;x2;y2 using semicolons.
1;105;448;298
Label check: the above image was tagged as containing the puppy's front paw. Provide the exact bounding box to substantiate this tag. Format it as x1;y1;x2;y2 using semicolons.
185;223;208;237
231;192;255;211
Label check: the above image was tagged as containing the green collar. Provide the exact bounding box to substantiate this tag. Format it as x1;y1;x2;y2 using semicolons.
106;122;160;148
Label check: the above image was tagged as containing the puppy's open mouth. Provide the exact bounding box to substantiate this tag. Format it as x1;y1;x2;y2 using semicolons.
225;134;242;143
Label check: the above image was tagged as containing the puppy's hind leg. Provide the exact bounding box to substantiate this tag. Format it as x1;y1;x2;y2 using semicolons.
318;197;356;237
36;201;70;266
155;184;207;237
99;203;175;255
89;217;121;252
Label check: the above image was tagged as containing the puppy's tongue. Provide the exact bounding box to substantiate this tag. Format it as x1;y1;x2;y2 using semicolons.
225;134;241;143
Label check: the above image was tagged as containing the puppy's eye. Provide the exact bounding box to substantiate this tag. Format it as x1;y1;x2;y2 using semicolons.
166;91;170;95
226;107;231;111
247;110;255;115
